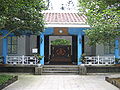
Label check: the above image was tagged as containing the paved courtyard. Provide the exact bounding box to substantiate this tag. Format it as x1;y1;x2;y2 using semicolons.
3;73;120;90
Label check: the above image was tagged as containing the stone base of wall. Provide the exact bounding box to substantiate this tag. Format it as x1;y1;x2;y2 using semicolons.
86;66;120;73
0;65;120;74
0;65;35;73
35;66;43;75
79;65;87;75
79;65;120;74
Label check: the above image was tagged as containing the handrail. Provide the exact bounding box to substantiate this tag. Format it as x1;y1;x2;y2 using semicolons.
83;56;115;65
6;55;39;65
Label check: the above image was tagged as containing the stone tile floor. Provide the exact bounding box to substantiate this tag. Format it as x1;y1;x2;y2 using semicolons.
2;73;120;90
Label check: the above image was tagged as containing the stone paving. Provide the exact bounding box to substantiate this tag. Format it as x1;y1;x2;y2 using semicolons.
2;73;120;90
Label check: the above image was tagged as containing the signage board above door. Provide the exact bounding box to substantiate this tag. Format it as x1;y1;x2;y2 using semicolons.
54;28;68;35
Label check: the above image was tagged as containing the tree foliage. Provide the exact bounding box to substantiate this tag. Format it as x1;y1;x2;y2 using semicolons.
79;0;120;45
0;0;46;37
51;39;71;45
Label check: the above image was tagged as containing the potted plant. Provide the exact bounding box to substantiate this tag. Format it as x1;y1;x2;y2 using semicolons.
115;58;120;65
81;53;86;64
34;54;43;66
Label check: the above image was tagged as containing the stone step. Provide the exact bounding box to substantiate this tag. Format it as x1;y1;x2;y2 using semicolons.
42;71;79;75
42;72;78;75
42;65;79;75
43;68;79;71
35;65;87;75
43;65;78;68
43;71;79;73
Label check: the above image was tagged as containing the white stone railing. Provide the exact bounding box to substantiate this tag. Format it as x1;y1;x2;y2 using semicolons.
84;56;115;65
6;56;39;65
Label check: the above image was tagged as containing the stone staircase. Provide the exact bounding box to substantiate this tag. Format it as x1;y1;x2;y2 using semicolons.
42;65;79;75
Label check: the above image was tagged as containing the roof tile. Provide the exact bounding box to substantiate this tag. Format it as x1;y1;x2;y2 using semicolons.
44;12;86;24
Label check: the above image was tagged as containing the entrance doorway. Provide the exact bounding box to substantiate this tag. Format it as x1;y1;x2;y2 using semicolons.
50;45;71;64
44;35;77;65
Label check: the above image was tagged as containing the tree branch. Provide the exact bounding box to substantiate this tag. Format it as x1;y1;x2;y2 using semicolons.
0;27;20;40
0;26;33;41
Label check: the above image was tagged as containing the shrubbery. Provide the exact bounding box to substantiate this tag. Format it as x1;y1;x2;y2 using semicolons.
0;75;13;85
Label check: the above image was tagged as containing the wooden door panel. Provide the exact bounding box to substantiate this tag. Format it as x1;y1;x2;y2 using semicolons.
51;45;71;62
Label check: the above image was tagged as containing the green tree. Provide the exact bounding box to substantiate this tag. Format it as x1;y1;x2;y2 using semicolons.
51;39;71;45
0;0;46;39
79;0;120;45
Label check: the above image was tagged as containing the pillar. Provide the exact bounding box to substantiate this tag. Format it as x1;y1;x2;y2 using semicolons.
2;33;8;64
115;39;119;59
78;33;82;65
40;33;44;65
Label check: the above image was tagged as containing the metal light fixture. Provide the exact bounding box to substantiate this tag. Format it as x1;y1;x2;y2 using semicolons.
59;30;63;33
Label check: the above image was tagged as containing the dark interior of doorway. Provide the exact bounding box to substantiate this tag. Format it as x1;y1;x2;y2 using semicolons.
44;35;49;62
82;35;84;54
72;35;78;64
37;36;40;54
44;35;78;65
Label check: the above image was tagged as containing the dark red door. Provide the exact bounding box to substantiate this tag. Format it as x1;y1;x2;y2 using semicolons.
51;45;71;63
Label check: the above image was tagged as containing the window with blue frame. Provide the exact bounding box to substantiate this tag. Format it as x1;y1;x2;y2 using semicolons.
104;41;114;54
8;36;17;54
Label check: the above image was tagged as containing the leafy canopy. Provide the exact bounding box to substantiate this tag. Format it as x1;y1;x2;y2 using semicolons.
79;0;120;45
51;39;71;45
0;0;46;36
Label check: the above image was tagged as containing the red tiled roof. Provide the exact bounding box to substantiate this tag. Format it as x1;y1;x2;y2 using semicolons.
44;12;87;24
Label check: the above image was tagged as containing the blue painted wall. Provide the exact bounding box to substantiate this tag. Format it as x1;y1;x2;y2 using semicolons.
77;33;82;65
2;37;8;64
40;33;44;64
115;39;119;59
39;28;54;65
1;30;8;64
68;28;85;35
43;28;54;35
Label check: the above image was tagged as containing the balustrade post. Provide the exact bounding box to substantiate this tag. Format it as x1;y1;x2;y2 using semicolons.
98;55;99;64
110;57;112;64
27;56;28;64
6;56;8;64
114;56;115;64
35;57;36;65
94;57;95;64
22;55;24;64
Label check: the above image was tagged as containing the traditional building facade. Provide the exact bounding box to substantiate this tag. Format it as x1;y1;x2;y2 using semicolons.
0;10;120;65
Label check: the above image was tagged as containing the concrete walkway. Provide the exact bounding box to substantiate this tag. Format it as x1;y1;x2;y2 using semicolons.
2;73;120;90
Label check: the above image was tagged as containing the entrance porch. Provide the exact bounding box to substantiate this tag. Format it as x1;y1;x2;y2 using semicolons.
40;27;84;65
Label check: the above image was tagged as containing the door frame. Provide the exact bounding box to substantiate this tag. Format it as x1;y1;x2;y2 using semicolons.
44;35;78;65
